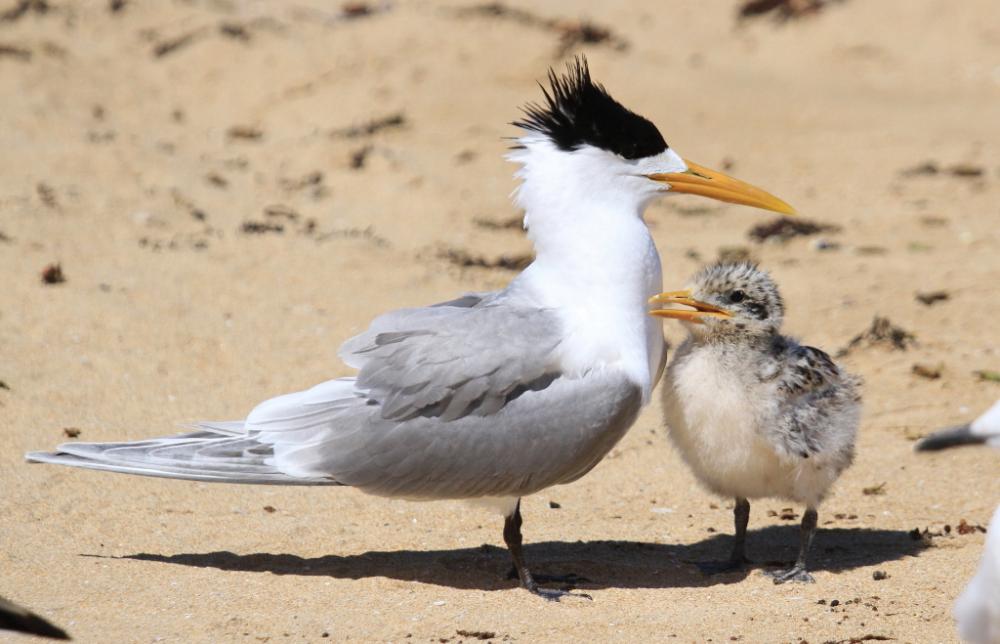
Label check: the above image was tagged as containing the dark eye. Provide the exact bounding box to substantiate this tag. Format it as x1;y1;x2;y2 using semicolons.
728;290;746;304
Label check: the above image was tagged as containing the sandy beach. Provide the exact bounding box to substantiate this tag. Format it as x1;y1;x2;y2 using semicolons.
2;0;999;641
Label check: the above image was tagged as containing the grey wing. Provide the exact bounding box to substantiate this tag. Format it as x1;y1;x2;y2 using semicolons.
257;296;643;498
337;293;563;422
763;341;861;462
271;367;643;499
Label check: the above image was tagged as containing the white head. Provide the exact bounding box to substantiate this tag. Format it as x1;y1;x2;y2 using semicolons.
507;58;796;232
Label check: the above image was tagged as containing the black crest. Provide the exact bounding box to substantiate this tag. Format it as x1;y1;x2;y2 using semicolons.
513;57;668;160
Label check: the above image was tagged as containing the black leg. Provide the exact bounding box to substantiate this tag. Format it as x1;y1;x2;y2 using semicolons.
698;497;751;575
502;500;591;601
766;507;818;584
503;500;535;589
731;497;751;564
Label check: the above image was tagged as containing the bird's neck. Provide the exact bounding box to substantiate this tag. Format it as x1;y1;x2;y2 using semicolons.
524;199;659;292
510;143;659;285
688;327;780;352
512;182;664;401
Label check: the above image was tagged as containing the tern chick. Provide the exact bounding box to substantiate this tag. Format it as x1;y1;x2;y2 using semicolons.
652;262;860;583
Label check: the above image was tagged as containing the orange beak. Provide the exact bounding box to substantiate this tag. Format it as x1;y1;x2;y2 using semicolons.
648;159;796;215
648;290;732;324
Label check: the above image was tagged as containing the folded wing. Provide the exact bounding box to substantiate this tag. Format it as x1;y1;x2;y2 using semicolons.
29;293;643;500
763;340;861;462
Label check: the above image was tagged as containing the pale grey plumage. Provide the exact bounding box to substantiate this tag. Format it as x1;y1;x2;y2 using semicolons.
658;262;860;583
667;334;858;476
762;339;858;465
28;430;327;485
29;292;641;501
341;291;564;423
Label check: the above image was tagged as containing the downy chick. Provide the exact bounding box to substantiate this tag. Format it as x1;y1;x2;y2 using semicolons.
652;262;860;583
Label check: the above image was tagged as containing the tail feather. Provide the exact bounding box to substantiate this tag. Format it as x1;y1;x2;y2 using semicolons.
186;420;246;436
26;427;340;486
26;377;363;485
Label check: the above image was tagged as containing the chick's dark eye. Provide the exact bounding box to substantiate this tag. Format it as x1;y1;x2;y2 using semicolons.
728;290;746;304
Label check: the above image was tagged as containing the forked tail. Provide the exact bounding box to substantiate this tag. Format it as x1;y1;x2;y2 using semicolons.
26;424;339;486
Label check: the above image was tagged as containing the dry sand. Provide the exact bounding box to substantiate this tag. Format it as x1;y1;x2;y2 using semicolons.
2;1;999;642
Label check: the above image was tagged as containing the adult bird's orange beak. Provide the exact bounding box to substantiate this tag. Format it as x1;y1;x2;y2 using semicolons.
648;159;796;215
648;290;732;323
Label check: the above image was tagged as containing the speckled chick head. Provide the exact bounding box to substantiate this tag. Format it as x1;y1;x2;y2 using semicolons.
685;261;784;340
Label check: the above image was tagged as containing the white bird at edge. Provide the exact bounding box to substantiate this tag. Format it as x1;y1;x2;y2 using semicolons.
26;57;796;600
917;400;1000;643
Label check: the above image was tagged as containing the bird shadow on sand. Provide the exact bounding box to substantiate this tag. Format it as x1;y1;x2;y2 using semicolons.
87;526;926;592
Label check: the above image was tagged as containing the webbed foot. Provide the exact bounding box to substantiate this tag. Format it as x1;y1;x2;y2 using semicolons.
524;582;593;601
765;565;815;584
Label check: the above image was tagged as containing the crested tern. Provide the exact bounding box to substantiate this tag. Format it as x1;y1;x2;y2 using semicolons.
917;400;1000;644
652;262;860;583
27;59;796;599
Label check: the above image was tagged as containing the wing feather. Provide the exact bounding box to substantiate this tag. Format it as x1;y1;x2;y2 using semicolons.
763;338;861;461
274;369;642;499
338;294;564;422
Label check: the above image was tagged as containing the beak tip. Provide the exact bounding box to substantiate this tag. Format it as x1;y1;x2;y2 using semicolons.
667;159;798;217
776;201;798;216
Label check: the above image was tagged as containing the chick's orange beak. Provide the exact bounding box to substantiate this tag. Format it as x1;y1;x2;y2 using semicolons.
648;290;732;323
648;159;796;215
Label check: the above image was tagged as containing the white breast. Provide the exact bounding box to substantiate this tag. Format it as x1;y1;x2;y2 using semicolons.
517;213;664;402
662;343;807;502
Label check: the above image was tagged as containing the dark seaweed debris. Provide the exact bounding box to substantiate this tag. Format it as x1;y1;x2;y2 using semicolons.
739;0;844;21
41;263;65;284
838;317;915;356
439;248;532;271
915;290;948;306
152;29;207;58
226;124;263;141
749;217;840;243
911;363;942;380
240;221;284;235
330;113;405;139
455;3;628;58
1;0;50;22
